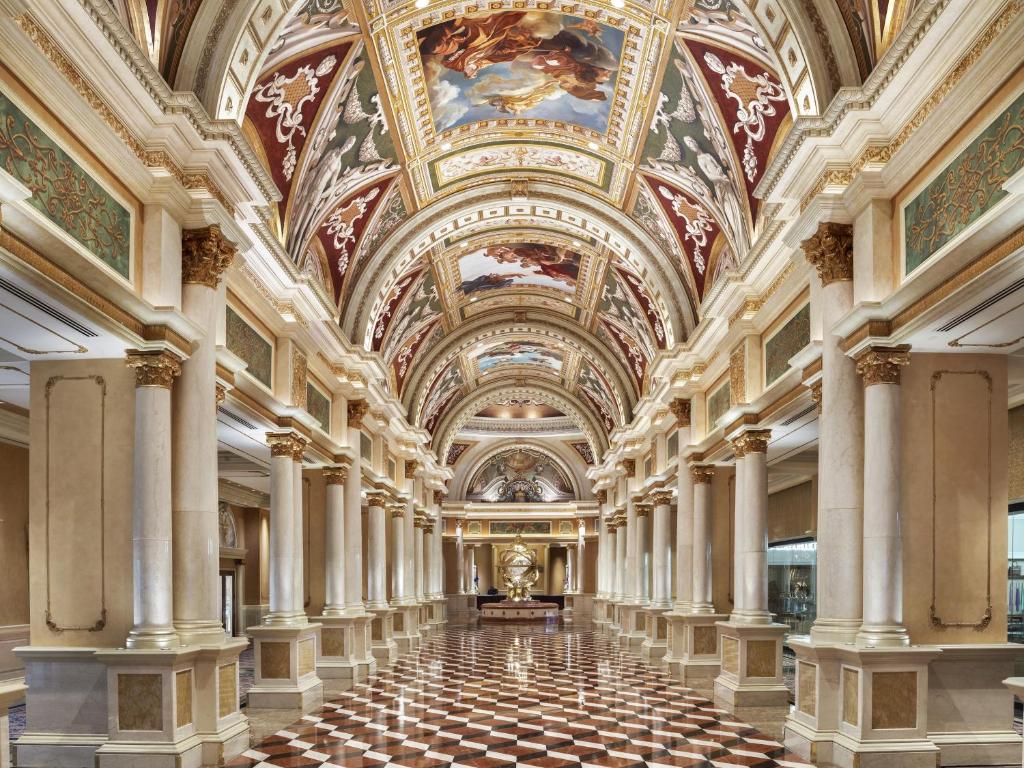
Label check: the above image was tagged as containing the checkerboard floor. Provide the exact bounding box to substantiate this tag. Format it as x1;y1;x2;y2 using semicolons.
224;622;811;767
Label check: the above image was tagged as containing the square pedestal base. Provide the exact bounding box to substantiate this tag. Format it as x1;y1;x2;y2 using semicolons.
316;613;377;680
191;638;250;767
664;612;728;684
785;640;941;768
445;594;478;619
592;597;612;628
713;620;789;708
640;607;670;662
428;596;447;628
563;593;578;624
246;623;323;711
617;604;647;648
391;604;421;654
367;607;399;665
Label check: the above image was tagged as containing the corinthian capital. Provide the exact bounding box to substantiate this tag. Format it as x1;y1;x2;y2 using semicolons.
669;398;691;427
182;225;236;288
802;222;853;286
856;345;911;386
348;399;369;428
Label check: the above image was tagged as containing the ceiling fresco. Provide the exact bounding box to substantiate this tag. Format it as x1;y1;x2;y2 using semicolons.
132;0;917;462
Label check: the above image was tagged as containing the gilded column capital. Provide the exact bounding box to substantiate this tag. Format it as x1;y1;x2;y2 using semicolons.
621;458;635;477
347;399;369;429
389;502;406;518
215;383;228;404
651;490;674;507
323;464;349;485
635;502;652;517
266;431;302;458
125;349;182;388
366;492;388;508
595;489;607;504
856;345;911;386
730;437;747;459
669;398;691;427
734;429;772;455
809;380;822;411
181;225;236;288
404;460;419;479
290;435;308;462
432;489;444;505
690;465;715;484
802;221;853;286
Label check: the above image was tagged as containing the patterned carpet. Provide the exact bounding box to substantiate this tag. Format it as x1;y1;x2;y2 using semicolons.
225;623;811;767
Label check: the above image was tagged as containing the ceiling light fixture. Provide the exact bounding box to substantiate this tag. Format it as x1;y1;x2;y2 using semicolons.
611;0;625;7
415;0;428;7
441;141;452;151
587;141;599;150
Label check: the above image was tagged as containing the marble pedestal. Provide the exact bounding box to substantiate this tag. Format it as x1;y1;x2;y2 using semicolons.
417;602;433;635
1002;677;1024;768
93;647;204;768
0;679;26;768
665;613;728;684
713;620;789;708
785;640;940;768
445;594;478;619
316;614;377;680
428;597;447;628
562;593;578;623
607;600;623;636
592;597;612;628
928;644;1022;766
640;607;670;662
617;604;647;648
246;623;323;711
367;607;399;665
191;638;250;766
392;604;421;654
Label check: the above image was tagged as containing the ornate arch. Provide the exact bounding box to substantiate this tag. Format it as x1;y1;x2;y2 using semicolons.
456;440;583;501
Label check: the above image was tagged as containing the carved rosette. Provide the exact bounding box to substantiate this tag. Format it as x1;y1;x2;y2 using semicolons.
182;225;236;288
323;464;349;485
267;432;303;458
621;458;635;477
690;465;715;484
802;222;854;286
650;490;674;507
404;460;419;479
635;502;652;517
126;350;182;388
856;345;911;386
733;429;772;455
366;492;388;508
348;399;369;429
669;398;691;427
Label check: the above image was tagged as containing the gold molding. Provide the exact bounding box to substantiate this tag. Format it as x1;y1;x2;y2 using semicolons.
855;345;911;386
125;349;182;388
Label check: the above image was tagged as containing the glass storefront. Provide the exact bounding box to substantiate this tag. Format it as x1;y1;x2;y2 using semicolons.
768;538;816;635
1008;506;1024;642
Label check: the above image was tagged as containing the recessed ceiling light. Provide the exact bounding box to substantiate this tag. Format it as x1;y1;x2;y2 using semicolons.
564;296;573;302
415;0;428;7
587;141;599;150
572;240;581;247
441;141;452;151
611;0;625;7
470;297;478;302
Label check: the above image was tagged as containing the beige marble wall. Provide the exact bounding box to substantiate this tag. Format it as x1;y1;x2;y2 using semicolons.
29;359;134;647
304;470;326;617
712;467;735;612
1011;405;1023;502
0;441;29;680
767;480;816;543
901;353;1008;644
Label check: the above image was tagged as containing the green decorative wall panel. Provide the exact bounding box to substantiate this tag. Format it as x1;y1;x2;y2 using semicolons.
707;381;730;428
489;521;551;535
765;303;810;386
904;89;1024;274
306;382;330;428
0;90;131;277
226;307;272;388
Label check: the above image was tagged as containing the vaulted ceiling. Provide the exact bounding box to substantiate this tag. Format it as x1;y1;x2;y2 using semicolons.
109;0;919;463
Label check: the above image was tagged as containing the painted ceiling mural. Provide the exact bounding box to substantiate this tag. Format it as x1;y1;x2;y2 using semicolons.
466;447;575;503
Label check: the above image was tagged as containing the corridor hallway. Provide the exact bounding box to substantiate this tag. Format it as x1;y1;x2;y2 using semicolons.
226;623;808;768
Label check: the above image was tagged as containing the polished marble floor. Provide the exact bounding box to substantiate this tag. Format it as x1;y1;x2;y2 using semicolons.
225;622;811;767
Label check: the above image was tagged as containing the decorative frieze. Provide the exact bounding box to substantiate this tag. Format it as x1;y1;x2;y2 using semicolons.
856;345;911;386
182;225;236;288
125;349;182;388
802;222;853;285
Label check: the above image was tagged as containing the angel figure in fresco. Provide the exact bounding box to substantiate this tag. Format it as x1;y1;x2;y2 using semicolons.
418;12;542;79
460;271;527;294
485;243;579;287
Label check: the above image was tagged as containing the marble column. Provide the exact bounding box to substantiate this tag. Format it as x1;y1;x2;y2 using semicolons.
731;442;748;618
733;430;772;623
576;520;586;593
456;522;465;594
265;433;302;623
637;504;651;602
292;439;307;617
173;225;235;645
804;222;864;644
322;464;349;616
390;503;407;603
856;346;911;647
415;519;425;602
467;545;477;594
125;350;182;649
566;544;576;594
366;493;388;609
690;466;716;613
672;399;694;611
345;401;368;611
625;501;638;602
651;490;674;608
615;518;626;600
402;462;418;603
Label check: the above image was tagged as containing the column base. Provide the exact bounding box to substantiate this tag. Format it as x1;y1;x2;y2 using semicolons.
245;623;323;711
592;597;611;627
617;604;647;648
93;647;205;768
713;620;789;708
606;599;624;636
316;613;377;680
190;637;250;767
664;612;729;684
417;601;433;635
640;607;670;662
366;607;399;666
784;640;941;768
562;593;577;624
445;594;478;619
391;604;421;653
428;596;447;627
